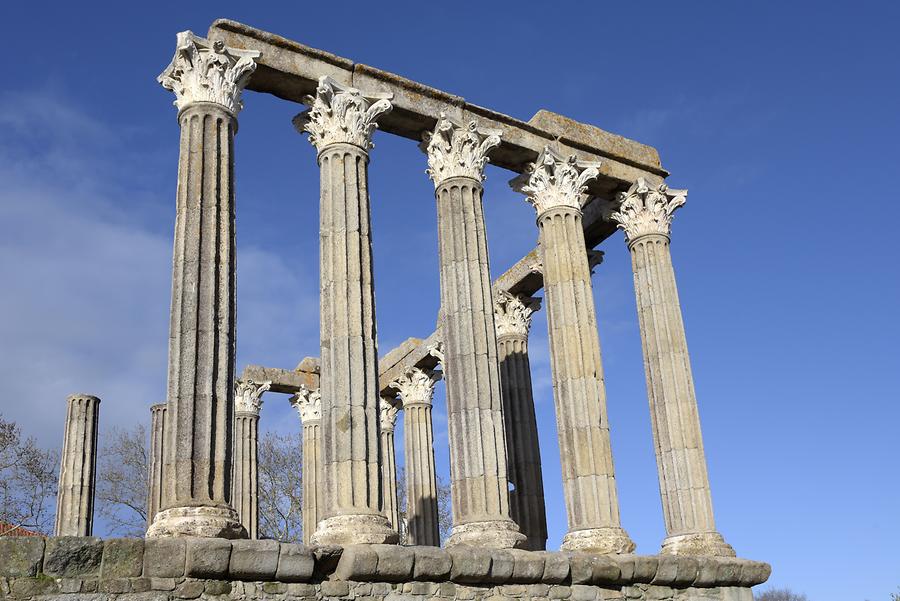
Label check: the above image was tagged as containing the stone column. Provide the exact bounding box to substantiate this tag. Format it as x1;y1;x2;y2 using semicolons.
147;31;259;539
511;147;634;554
232;380;270;539
379;398;400;532
293;76;396;545
607;179;735;556
147;403;167;528
391;367;442;546
421;115;525;549
54;394;100;536
290;385;323;546
494;292;548;551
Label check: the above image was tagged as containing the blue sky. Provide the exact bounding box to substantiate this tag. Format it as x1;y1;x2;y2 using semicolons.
1;2;898;599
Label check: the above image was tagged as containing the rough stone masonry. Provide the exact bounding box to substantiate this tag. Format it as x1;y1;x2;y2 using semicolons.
2;18;769;601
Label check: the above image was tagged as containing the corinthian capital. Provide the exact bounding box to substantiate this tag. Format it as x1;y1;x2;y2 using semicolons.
290;385;322;423
494;291;541;339
420;114;501;186
390;368;442;408
379;397;401;431
606;178;687;243
293;76;392;151
158;31;260;116
510;146;601;216
234;379;271;414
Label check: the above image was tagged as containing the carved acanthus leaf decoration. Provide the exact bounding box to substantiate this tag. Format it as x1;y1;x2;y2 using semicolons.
587;250;604;275
293;76;393;151
390;367;442;408
606;178;687;242
494;291;541;339
510;146;601;215
427;342;444;364
420;113;501;186
234;379;271;414
158;31;260;115
290;385;322;423
379;397;401;431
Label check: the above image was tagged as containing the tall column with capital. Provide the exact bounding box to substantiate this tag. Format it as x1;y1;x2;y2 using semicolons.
293;77;397;544
147;403;167;528
391;367;442;546
494;292;548;551
147;31;259;538
379;398;400;533
421;115;525;549
232;379;270;539
291;385;323;546
511;147;634;553
55;394;100;536
607;179;735;556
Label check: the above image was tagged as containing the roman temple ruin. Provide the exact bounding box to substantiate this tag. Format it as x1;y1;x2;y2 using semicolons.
0;19;769;601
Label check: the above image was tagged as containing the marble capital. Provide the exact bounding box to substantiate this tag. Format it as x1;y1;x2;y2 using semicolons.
420;113;501;186
158;31;260;115
606;178;687;243
290;385;322;423
494;291;541;339
427;341;445;364
293;76;393;151
510;146;601;216
391;367;442;407
234;379;271;414
379;397;400;432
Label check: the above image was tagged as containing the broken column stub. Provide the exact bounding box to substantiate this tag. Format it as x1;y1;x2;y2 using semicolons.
55;393;100;536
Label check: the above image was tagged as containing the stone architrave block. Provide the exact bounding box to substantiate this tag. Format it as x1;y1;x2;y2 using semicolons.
101;539;145;579
448;546;492;583
185;538;232;579
693;557;721;587
631;556;659;583
143;538;187;578
671;556;700;586
487;550;515;583
715;559;741;585
537;552;570;584
229;539;279;580
275;543;315;582
590;556;621;585
412;546;451;581
509;549;545;582
43;537;104;578
372;544;413;582
0;537;45;577
651;555;678;585
333;545;378;581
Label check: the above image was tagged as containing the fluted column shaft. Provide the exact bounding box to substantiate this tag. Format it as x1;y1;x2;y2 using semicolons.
55;394;100;536
497;331;547;551
232;412;259;538
380;400;400;533
512;147;633;553
148;31;258;538
147;403;166;528
301;417;323;545
610;179;734;556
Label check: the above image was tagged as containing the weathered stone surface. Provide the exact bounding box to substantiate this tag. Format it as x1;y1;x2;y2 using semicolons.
185;538;231;579
321;580;350;597
538;552;570;584
333;545;378;581
487;550;514;583
372;545;413;582
631;556;659;584
0;537;44;577
44;537;103;578
412;546;451;581
447;546;492;583
509;549;544;583
143;539;186;578
147;404;166;529
101;539;144;579
174;579;205;599
590;556;621;585
275;544;314;582
10;575;60;597
55;394;101;537
229;539;279;580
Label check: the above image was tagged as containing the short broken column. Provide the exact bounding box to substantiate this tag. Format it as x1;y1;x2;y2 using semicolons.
494;292;548;551
379;398;401;533
147;403;166;528
607;179;735;556
55;394;100;537
392;367;442;546
233;379;270;539
291;385;323;546
294;76;397;545
511;147;634;553
422;114;525;549
147;31;259;538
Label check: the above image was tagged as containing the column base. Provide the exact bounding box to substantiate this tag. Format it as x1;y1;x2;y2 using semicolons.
311;513;399;545
146;505;247;539
446;519;526;549
561;526;635;554
661;531;736;557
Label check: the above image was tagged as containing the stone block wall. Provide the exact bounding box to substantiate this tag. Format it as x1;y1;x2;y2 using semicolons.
0;537;768;601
